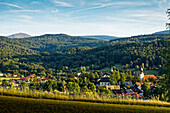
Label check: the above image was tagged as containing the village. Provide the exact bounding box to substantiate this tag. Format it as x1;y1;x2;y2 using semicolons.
0;66;159;99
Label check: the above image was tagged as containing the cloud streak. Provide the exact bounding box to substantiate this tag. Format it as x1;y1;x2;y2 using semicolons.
18;15;33;19
53;0;73;7
9;10;42;13
0;2;22;9
70;1;151;14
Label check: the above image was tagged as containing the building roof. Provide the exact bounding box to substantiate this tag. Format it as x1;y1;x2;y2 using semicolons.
144;75;157;80
136;82;141;87
41;78;51;81
29;75;35;77
100;77;110;82
19;77;29;80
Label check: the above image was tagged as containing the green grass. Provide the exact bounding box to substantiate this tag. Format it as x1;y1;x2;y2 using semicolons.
0;95;170;113
0;88;170;108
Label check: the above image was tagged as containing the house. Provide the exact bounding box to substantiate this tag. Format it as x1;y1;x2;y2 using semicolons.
113;89;142;99
125;89;135;94
144;75;157;81
41;78;51;82
13;74;18;77
18;77;29;82
136;82;141;87
102;72;110;77
106;85;120;90
77;73;81;76
29;75;35;78
99;77;110;86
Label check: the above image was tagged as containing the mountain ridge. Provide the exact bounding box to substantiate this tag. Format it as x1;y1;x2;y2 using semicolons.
7;33;32;38
81;35;119;40
153;30;170;34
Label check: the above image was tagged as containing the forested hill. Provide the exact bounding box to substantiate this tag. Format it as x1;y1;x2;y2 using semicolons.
109;34;170;44
1;34;169;54
0;38;167;75
58;39;167;70
0;33;169;75
0;36;37;60
0;34;107;53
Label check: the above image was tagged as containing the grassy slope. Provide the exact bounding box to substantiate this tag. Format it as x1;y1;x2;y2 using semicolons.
0;95;170;113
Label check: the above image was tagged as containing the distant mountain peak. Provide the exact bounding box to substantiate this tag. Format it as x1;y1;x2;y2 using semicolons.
153;30;170;34
81;35;119;40
7;33;32;38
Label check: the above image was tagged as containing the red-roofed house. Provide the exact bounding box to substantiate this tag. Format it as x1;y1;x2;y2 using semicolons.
18;77;29;82
136;82;141;87
144;75;157;81
41;78;51;82
29;75;35;78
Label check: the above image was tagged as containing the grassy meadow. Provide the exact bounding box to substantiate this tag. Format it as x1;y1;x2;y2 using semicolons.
0;88;170;108
0;95;170;113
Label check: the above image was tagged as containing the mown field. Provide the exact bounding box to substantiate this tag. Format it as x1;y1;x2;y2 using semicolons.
0;95;170;113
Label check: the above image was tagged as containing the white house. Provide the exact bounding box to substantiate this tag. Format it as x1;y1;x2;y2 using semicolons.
99;77;110;86
77;73;81;76
0;73;3;77
13;74;18;77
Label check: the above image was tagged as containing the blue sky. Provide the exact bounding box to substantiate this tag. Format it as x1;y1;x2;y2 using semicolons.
0;0;169;37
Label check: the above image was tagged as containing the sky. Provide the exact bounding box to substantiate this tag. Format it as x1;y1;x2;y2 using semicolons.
0;0;170;37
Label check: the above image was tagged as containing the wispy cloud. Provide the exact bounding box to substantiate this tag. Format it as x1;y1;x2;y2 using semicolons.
0;2;22;9
105;16;138;22
18;15;33;19
9;10;42;13
53;0;73;7
91;1;150;8
70;1;150;14
31;1;41;4
153;0;169;8
51;9;59;13
128;10;167;21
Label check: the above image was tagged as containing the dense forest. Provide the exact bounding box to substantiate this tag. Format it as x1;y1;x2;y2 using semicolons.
0;34;169;76
0;34;106;53
110;34;170;44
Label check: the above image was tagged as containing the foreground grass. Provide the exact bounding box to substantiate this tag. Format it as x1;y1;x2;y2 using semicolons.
0;95;170;113
0;88;170;108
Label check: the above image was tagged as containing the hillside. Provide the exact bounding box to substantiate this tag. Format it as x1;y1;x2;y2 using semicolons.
1;34;107;52
7;33;32;38
0;37;167;75
0;34;169;75
109;34;170;44
58;39;167;69
0;36;37;60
